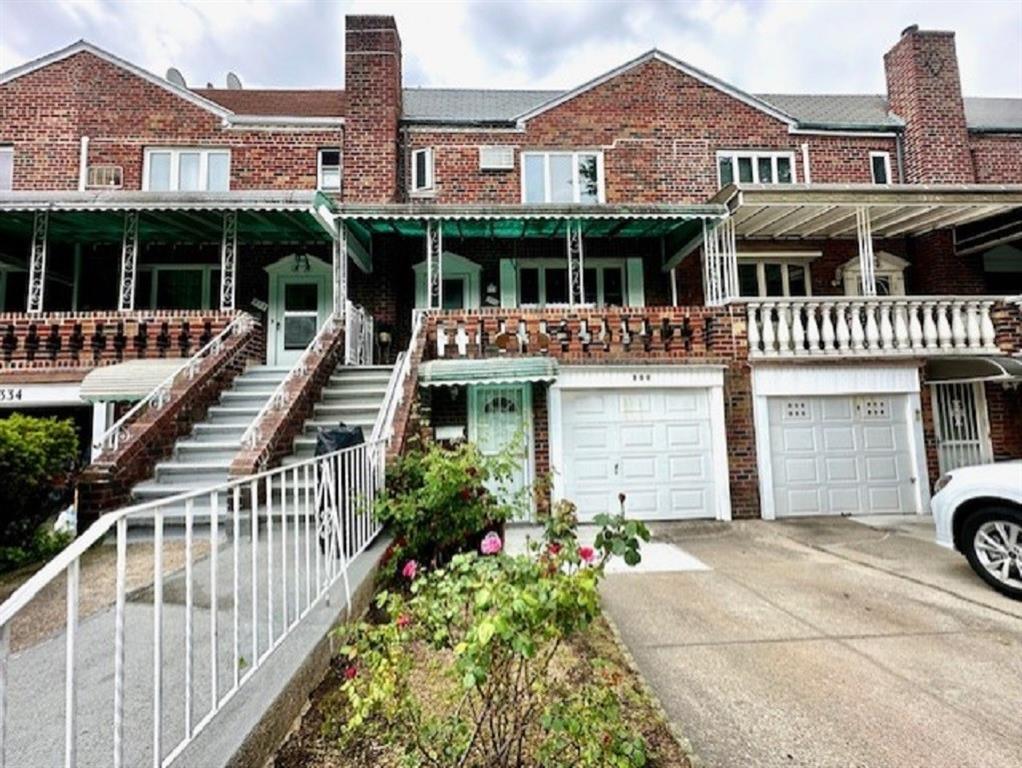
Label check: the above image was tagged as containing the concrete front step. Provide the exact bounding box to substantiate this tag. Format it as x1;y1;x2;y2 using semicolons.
192;423;249;440
319;387;387;403
175;441;239;462
313;403;381;419
155;461;232;483
220;389;279;404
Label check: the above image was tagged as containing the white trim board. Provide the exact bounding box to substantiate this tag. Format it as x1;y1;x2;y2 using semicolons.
548;365;732;522
750;363;931;520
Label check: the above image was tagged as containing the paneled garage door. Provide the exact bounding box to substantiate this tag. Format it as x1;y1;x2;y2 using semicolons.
561;388;717;521
768;394;917;517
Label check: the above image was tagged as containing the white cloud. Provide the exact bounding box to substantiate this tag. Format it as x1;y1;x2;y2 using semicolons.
1;0;1019;96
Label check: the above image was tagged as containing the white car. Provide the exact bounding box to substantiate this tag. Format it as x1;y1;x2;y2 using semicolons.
932;460;1022;600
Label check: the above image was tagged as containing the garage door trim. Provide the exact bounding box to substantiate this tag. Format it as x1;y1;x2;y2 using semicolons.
751;364;931;520
549;365;732;522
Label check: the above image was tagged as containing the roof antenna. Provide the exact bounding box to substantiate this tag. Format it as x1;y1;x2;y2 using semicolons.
226;72;243;90
165;67;186;87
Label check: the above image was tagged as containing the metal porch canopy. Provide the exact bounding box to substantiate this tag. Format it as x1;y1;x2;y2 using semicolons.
337;202;725;245
0;190;338;243
419;357;559;387
710;183;1022;240
926;355;1022;384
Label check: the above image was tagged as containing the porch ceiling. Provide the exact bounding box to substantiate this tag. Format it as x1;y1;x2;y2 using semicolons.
0;190;336;244
338;203;723;242
712;183;1022;240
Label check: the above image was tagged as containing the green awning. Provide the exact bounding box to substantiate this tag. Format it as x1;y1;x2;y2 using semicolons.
419;357;559;387
0;190;337;244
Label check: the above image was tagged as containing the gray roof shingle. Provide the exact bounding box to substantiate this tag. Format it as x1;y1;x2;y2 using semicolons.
402;88;560;123
962;97;1022;131
755;93;901;129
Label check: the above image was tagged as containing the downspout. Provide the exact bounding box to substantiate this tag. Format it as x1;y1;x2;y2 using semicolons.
895;132;906;183
77;136;89;191
800;142;811;184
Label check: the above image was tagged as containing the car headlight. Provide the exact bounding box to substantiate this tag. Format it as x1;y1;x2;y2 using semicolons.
934;473;952;493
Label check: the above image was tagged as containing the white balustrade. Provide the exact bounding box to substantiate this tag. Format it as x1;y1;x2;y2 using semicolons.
747;298;1003;358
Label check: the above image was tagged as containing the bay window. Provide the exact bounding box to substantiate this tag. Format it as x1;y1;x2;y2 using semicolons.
717;151;796;187
521;151;603;204
144;148;231;192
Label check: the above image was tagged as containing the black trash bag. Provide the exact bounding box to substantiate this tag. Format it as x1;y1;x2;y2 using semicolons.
315;424;365;557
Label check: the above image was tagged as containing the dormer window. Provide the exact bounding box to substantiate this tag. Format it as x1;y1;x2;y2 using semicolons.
521;151;603;204
144;148;230;191
717;151;796;187
318;149;341;190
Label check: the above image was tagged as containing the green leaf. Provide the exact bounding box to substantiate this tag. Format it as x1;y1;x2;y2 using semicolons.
477;620;495;645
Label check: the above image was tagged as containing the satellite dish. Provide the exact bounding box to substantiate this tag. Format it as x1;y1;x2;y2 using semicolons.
226;72;243;90
165;67;186;87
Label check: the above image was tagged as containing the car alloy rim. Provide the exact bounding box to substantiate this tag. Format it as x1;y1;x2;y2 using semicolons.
973;521;1022;590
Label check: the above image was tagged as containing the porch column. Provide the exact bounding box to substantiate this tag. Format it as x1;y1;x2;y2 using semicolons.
26;210;48;314
426;218;443;309
219;211;238;311
117;211;139;311
702;217;738;307
855;206;877;297
566;219;585;305
332;219;348;316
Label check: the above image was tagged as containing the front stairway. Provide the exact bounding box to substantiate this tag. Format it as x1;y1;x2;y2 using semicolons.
286;364;393;463
131;365;289;507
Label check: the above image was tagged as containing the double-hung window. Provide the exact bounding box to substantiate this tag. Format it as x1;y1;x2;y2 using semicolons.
411;147;434;193
521;151;603;204
517;258;624;306
318;148;341;190
144;148;231;191
737;257;813;298
137;264;221;310
0;147;12;191
870;152;892;184
717;151;796;187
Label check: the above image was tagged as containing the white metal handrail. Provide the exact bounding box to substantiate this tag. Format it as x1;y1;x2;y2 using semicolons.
93;313;256;456
0;438;386;768
370;309;424;445
344;300;374;366
239;313;341;451
747;296;1003;358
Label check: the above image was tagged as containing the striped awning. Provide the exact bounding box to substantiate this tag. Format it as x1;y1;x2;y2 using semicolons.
79;359;184;401
419;357;558;387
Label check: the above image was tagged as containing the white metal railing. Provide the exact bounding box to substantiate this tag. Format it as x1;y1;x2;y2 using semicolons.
240;314;341;451
0;438;386;768
93;313;255;456
370;309;424;445
344;300;374;366
747;297;1000;358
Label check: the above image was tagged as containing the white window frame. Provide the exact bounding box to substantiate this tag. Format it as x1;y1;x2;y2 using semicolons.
85;164;123;190
142;147;231;192
520;150;605;204
317;148;342;190
870;151;893;184
716;150;798;187
140;263;220;310
735;253;816;298
841;251;908;296
0;146;13;191
411;147;434;194
516;257;625;307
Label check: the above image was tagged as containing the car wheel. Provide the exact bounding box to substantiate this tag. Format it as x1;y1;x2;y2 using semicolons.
961;506;1022;600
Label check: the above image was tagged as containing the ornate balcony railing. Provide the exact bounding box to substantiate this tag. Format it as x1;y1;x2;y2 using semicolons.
746;297;1003;358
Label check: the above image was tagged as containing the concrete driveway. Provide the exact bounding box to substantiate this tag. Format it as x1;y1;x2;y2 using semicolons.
601;516;1022;768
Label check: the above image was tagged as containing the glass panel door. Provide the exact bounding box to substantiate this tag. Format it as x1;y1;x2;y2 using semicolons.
272;276;324;366
469;384;533;519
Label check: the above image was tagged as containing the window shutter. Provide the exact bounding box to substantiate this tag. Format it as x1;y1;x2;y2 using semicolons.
500;259;518;308
626;258;645;306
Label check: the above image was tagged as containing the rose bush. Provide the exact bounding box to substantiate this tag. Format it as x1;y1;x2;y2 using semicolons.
331;496;652;767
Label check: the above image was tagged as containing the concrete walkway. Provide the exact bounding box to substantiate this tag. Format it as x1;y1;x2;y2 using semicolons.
601;517;1022;768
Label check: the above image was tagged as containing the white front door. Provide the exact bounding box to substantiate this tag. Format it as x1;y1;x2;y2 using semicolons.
469;384;533;518
560;388;718;521
768;394;917;517
269;275;328;367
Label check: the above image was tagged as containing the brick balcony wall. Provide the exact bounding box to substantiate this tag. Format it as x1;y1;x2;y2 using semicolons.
0;311;238;374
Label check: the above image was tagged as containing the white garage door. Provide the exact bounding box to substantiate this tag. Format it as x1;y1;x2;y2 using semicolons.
561;388;718;521
768;395;917;517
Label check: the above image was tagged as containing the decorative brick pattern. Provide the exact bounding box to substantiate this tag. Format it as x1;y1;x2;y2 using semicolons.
77;318;262;518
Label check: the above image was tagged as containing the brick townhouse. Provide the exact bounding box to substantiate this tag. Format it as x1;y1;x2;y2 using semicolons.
0;14;1020;522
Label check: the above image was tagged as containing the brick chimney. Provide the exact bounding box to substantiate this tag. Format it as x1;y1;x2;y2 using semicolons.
884;25;974;183
344;15;402;202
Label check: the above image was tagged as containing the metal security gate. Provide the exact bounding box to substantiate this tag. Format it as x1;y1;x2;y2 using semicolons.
932;382;992;474
468;384;533;517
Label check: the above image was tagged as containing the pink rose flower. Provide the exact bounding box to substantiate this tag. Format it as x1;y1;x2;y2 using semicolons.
548;542;562;556
344;665;358;680
397;613;411;629
578;546;596;564
402;560;419;580
480;531;503;555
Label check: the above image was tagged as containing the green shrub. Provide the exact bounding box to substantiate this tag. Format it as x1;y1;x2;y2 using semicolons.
0;414;78;567
374;440;519;573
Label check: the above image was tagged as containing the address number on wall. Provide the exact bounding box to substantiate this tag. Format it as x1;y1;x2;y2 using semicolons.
0;388;24;402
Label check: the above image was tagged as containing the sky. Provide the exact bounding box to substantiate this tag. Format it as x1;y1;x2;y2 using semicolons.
1;0;1020;97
